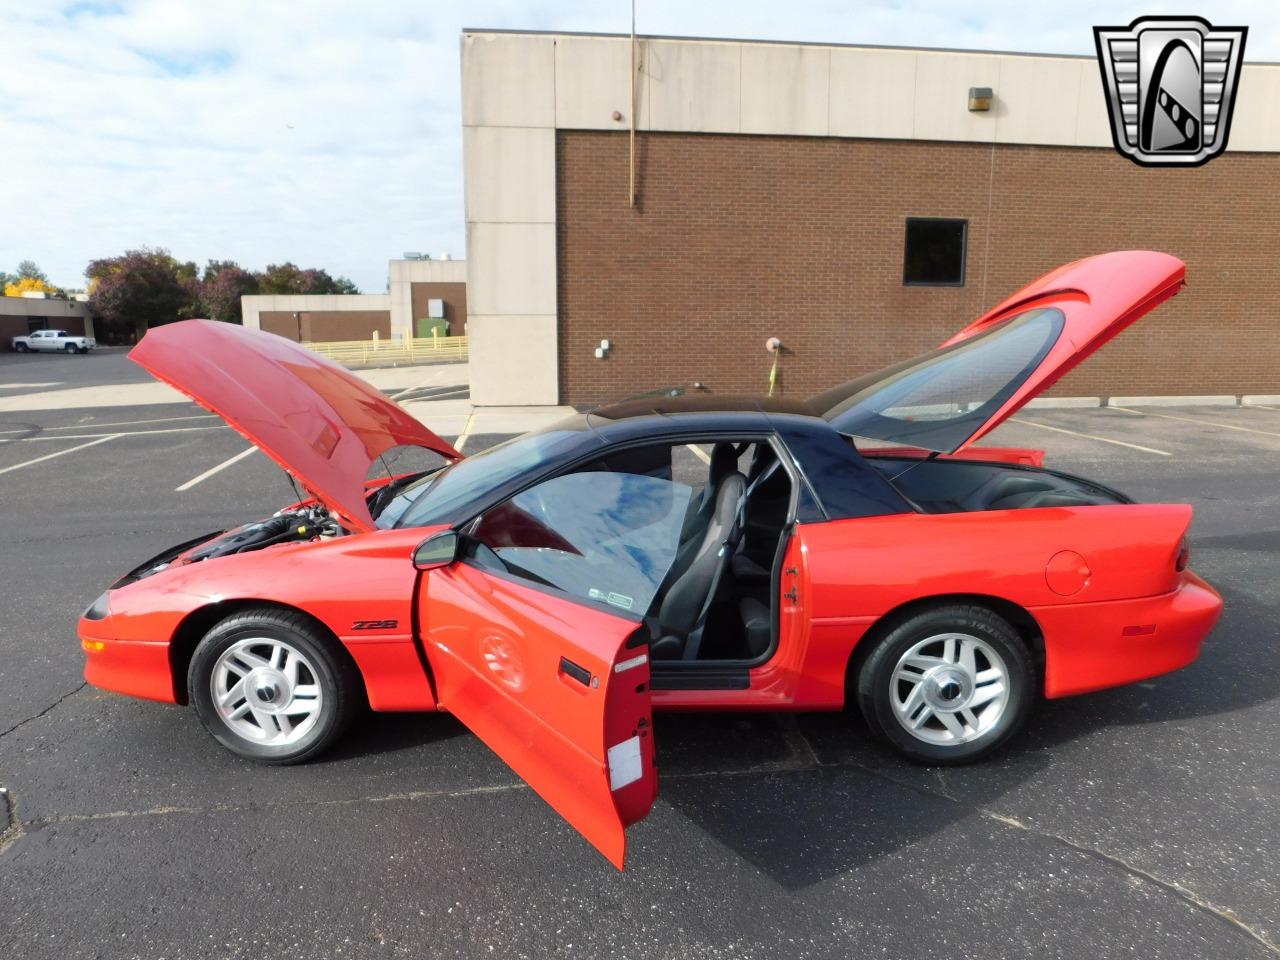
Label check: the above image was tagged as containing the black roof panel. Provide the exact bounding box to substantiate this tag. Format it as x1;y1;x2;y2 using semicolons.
588;393;815;423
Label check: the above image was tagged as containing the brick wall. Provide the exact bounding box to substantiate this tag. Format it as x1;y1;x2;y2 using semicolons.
410;281;468;336
1;308;88;345
557;130;1280;405
259;310;390;342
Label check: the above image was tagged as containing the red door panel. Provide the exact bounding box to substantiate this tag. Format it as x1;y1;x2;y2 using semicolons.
422;562;657;868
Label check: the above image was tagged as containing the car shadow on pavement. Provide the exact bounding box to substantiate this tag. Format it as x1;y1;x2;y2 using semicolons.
319;710;468;763
654;710;1002;889
654;582;1278;889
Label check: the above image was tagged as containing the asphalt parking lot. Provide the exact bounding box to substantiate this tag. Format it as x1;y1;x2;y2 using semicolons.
3;353;1280;958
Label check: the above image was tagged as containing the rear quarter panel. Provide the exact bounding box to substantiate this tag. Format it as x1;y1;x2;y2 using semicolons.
789;504;1192;706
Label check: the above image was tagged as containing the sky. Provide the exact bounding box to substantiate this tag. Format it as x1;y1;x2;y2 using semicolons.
0;1;1274;292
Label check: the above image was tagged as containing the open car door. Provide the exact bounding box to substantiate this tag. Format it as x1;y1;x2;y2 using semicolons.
421;561;657;869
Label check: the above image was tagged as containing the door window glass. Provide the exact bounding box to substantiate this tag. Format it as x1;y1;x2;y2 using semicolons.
469;464;692;615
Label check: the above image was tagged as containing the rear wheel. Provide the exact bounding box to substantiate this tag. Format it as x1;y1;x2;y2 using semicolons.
855;605;1034;764
188;607;359;764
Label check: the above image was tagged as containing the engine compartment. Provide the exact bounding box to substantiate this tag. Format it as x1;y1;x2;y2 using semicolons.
866;456;1130;514
185;504;344;561
112;503;345;588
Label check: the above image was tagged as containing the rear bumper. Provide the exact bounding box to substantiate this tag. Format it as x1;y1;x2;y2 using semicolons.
1035;569;1222;699
79;617;177;704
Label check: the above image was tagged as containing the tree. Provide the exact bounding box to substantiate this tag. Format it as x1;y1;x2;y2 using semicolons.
16;260;48;283
257;262;359;296
199;260;259;324
86;248;200;343
2;261;60;298
4;276;53;298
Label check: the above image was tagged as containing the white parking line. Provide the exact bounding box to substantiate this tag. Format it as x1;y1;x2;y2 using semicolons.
175;446;257;492
41;413;217;431
1010;417;1172;456
1110;406;1280;439
0;381;62;389
454;413;476;453
4;425;227;442
687;444;712;464
0;435;117;476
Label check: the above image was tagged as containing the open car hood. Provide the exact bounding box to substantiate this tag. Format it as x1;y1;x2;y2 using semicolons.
131;320;462;532
811;251;1186;454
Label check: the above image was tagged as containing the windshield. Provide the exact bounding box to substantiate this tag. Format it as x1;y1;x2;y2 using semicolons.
813;307;1065;453
376;426;592;529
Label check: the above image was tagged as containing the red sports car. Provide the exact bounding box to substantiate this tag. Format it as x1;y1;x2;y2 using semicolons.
80;250;1221;867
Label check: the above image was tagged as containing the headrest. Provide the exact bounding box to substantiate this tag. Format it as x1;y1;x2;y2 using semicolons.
708;442;737;485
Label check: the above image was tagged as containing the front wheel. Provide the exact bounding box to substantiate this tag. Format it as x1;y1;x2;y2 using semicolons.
14;343;27;353
64;342;77;354
188;607;360;764
855;605;1034;764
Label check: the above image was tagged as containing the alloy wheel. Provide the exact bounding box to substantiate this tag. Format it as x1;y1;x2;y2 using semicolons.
889;632;1010;745
210;636;324;745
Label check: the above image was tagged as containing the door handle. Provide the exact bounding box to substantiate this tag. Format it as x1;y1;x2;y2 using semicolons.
558;656;594;688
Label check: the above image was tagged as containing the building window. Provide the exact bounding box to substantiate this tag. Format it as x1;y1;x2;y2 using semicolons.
903;218;968;286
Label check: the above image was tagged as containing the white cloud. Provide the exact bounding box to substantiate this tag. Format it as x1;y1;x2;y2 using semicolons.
0;0;1273;290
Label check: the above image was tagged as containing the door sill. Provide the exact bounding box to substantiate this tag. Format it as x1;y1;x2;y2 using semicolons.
649;665;750;690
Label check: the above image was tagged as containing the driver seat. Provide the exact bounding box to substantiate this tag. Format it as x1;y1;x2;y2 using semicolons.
650;469;746;660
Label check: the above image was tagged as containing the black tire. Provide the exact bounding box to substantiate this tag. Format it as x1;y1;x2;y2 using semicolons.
64;343;76;353
855;604;1034;765
15;343;27;353
188;607;359;764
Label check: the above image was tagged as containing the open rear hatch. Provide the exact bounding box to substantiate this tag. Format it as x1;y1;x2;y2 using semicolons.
130;320;462;532
811;251;1186;454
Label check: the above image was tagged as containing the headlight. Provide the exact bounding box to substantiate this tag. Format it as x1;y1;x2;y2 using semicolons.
83;591;111;621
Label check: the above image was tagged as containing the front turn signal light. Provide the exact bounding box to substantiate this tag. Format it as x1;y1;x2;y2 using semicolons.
81;639;105;652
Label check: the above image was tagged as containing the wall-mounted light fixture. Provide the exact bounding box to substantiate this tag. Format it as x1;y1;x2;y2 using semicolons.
594;338;612;359
968;87;994;111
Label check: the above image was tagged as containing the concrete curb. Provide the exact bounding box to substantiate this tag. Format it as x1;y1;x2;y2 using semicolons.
1107;395;1238;408
1025;397;1102;408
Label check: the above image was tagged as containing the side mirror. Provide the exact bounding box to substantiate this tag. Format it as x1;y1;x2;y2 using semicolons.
412;530;459;571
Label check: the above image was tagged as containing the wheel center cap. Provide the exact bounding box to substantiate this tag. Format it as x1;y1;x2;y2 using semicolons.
243;667;290;711
924;668;973;709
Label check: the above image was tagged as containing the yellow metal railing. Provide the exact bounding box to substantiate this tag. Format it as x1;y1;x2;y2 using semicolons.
301;335;468;368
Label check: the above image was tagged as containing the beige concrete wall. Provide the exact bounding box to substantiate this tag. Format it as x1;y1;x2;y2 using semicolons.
241;294;392;333
0;296;94;339
242;261;468;344
388;258;466;340
462;30;1280;406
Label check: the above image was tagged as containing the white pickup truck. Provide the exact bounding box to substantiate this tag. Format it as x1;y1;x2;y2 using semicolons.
11;329;96;354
